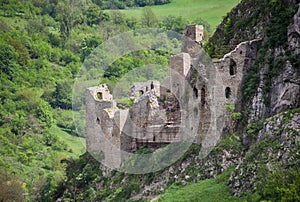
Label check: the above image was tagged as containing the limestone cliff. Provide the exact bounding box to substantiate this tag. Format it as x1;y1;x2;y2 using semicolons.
207;0;300;196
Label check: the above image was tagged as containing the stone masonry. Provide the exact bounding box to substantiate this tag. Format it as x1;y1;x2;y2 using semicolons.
86;24;260;168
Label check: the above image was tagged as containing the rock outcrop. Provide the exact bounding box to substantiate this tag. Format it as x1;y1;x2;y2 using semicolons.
229;111;300;195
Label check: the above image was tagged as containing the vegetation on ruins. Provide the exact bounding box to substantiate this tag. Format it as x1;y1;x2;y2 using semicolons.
0;0;300;201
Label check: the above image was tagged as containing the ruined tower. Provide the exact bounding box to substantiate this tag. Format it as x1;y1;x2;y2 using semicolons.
86;84;129;168
182;24;204;58
184;24;204;43
85;24;260;168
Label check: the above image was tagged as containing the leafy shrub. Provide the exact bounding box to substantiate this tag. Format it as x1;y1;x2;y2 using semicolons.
225;104;234;112
231;112;242;121
262;169;300;202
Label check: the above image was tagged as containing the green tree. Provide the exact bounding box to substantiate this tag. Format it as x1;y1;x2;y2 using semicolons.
86;3;101;26
141;6;158;27
161;15;186;32
7;39;30;65
80;35;102;62
36;100;54;128
52;80;73;109
136;0;155;7
0;43;18;78
263;169;300;201
56;0;79;44
110;10;126;25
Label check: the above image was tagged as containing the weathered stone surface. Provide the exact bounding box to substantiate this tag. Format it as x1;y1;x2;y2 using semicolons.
214;39;260;106
170;53;191;77
248;69;265;124
182;25;204;58
184;24;204;43
270;61;300;114
130;80;160;101
288;4;300;55
85;25;261;169
229;112;300;195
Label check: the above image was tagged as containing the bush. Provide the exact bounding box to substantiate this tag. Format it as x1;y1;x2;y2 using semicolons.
262;169;300;202
225;104;234;112
53;109;76;135
231;112;242;121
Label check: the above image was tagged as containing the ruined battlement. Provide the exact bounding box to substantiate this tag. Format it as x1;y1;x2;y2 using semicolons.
86;25;260;168
214;39;261;105
170;53;191;77
184;24;204;43
90;84;113;101
130;80;160;101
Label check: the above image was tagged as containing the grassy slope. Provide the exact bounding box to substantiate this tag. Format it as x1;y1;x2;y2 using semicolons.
48;125;86;157
158;168;243;202
118;0;240;29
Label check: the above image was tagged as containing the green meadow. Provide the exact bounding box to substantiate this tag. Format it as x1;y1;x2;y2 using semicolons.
118;0;240;29
48;125;86;157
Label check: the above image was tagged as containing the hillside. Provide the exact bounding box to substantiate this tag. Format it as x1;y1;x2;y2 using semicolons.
118;0;240;29
0;0;241;201
57;0;300;201
0;0;299;201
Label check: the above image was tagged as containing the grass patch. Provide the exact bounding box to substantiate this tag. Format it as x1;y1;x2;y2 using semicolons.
48;125;85;157
117;0;240;29
158;168;241;202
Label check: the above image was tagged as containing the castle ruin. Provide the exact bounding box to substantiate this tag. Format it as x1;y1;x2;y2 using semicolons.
86;25;260;168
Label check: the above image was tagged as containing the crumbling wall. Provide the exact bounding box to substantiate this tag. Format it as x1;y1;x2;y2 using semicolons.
182;24;204;58
214;39;260;106
130;80;160;101
184;24;204;43
86;85;128;168
85;24;260;167
130;89;182;149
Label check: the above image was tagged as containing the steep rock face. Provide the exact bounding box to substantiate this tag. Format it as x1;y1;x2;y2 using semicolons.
288;3;300;55
226;3;300;195
268;5;300;115
229;111;300;195
270;61;300;115
206;0;298;58
248;69;265;123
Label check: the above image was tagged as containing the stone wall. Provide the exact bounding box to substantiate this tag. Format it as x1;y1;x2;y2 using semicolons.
184;24;204;43
85;24;261;168
214;39;260;106
130;80;160;101
182;25;204;58
170;53;191;77
86;85;125;168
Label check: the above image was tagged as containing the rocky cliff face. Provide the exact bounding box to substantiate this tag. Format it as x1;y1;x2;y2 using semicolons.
229;110;300;195
206;0;299;58
270;4;300;114
220;1;300;196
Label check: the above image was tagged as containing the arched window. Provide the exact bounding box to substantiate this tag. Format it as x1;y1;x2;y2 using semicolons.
150;81;154;90
193;86;198;98
201;87;206;106
97;92;103;100
225;87;231;99
96;117;100;124
139;90;144;97
229;58;237;75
